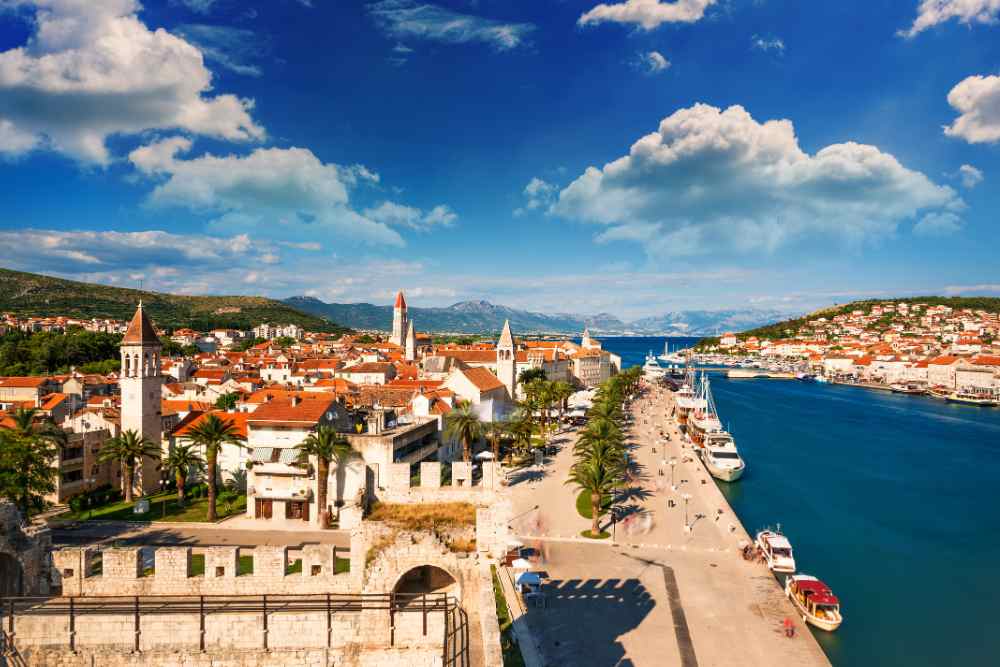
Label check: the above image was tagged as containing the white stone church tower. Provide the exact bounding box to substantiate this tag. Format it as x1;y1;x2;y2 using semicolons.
119;302;163;496
391;290;408;346
497;319;517;400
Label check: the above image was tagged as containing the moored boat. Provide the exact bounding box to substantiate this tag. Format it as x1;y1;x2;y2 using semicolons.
642;352;666;380
699;431;745;481
785;575;843;632
946;391;998;407
688;374;721;446
755;528;796;573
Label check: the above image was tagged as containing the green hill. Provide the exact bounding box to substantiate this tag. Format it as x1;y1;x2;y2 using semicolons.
739;296;1000;341
0;267;348;333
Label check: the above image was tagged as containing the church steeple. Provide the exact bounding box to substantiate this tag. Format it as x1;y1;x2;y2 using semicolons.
497;319;516;400
391;290;408;346
119;302;163;497
405;320;417;362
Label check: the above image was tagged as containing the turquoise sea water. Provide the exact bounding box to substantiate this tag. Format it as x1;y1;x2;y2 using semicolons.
600;336;1000;667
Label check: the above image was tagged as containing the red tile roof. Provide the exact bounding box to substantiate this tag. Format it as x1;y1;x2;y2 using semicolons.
461;367;505;392
122;304;159;345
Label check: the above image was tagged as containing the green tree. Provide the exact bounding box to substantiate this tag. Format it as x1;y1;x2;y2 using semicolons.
298;426;354;528
484;420;508;461
214;392;240;411
517;367;546;384
164;444;205;506
444;400;483;463
506;409;534;460
184;414;246;521
0;408;65;515
566;457;622;537
98;430;160;503
552;381;575;425
273;336;297;348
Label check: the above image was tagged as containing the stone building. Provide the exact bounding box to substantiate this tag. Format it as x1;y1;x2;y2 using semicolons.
118;302;163;496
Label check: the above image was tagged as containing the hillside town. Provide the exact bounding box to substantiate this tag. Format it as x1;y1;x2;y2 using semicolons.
0;291;621;513
700;302;1000;396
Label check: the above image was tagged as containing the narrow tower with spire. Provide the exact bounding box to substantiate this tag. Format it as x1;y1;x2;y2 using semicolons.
404;320;417;362
497;319;517;400
119;301;163;496
391;290;408;346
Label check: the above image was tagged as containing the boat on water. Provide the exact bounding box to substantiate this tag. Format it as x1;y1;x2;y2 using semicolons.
658;341;686;364
890;382;927;395
785;575;843;632
795;372;816;382
755;528;796;574
688;374;722;447
946;390;998;407
642;352;667;380
929;385;951;399
699;431;745;481
814;374;830;384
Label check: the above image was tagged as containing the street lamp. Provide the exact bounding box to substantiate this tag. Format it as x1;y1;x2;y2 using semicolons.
681;493;693;532
669;458;678;491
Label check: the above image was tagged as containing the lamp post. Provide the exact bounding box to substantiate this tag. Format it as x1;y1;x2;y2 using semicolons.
669;458;678;491
682;493;692;532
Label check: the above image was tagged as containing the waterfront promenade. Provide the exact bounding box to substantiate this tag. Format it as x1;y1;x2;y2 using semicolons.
505;382;830;667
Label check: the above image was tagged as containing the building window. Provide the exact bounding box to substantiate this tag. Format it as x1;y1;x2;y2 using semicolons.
285;501;309;521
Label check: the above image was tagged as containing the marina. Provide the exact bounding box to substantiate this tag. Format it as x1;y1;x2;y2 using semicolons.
601;336;1000;666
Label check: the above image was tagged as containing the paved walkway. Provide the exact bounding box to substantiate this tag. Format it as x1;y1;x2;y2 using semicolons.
506;382;831;667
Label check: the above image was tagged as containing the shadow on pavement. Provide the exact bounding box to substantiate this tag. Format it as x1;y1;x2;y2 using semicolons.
517;577;656;667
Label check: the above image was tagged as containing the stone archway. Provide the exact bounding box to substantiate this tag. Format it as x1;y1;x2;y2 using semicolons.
393;564;460;602
0;551;24;597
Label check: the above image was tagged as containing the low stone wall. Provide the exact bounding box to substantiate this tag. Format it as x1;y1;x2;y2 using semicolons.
14;646;446;667
52;544;359;597
380;462;503;506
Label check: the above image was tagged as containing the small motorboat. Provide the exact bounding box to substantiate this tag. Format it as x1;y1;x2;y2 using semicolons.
946;391;998;407
755;528;796;574
785;574;843;632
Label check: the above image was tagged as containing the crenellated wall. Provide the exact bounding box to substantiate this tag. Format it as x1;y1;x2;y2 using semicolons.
52;544;359;597
379;461;504;505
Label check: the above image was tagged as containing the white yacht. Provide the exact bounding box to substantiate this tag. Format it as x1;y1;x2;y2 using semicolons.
658;341;686;364
699;431;745;482
755;528;796;574
642;352;666;380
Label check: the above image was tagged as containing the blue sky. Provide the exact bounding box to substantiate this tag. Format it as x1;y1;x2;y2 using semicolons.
0;0;998;320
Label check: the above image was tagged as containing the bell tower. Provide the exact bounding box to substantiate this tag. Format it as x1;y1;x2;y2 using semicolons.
120;302;163;496
391;290;408;346
497;319;517;400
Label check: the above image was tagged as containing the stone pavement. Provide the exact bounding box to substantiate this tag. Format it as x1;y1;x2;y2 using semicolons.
505;382;831;667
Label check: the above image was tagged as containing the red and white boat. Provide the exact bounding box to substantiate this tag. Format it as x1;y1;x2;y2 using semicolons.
785;575;843;632
687;374;720;447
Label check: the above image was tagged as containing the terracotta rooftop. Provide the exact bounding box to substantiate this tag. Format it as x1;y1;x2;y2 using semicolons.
460;367;505;393
247;396;338;425
122;303;160;345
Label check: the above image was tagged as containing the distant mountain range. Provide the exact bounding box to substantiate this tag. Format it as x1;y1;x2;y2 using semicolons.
285;296;794;336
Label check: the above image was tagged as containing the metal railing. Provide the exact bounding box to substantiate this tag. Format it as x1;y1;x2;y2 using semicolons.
1;591;466;660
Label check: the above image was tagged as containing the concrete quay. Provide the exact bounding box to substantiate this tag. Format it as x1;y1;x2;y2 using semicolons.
504;382;831;667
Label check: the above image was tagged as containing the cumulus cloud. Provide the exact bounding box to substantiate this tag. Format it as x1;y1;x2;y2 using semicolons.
578;0;716;30
128;138;419;246
900;0;1000;38
634;50;670;74
550;103;963;256
0;229;272;273
368;0;535;51
514;177;557;215
364;201;458;229
0;0;263;163
959;164;984;188
913;211;964;236
751;35;785;54
944;74;1000;144
174;24;268;77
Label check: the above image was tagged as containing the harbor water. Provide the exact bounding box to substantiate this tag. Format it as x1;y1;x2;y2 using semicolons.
600;336;1000;667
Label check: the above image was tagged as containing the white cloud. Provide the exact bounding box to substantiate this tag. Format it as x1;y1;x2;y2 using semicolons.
578;0;716;30
944;74;1000;144
175;24;267;77
0;0;263;163
900;0;1000;38
177;0;220;14
913;211;964;236
551;103;963;256
0;228;272;273
959;164;984;188
364;201;458;229
368;0;535;51
634;50;670;74
751;35;785;54
128;138;419;247
514;177;557;215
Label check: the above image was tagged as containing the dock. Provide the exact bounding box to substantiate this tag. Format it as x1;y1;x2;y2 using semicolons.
502;383;831;667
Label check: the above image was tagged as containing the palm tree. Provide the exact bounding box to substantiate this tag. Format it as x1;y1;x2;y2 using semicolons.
484;420;508;461
507;409;534;460
566;457;622;537
444;400;483;463
0;408;65;516
185;413;246;521
164;444;205;506
574;419;623;459
552;381;574;426
298;426;354;528
98;430;160;503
